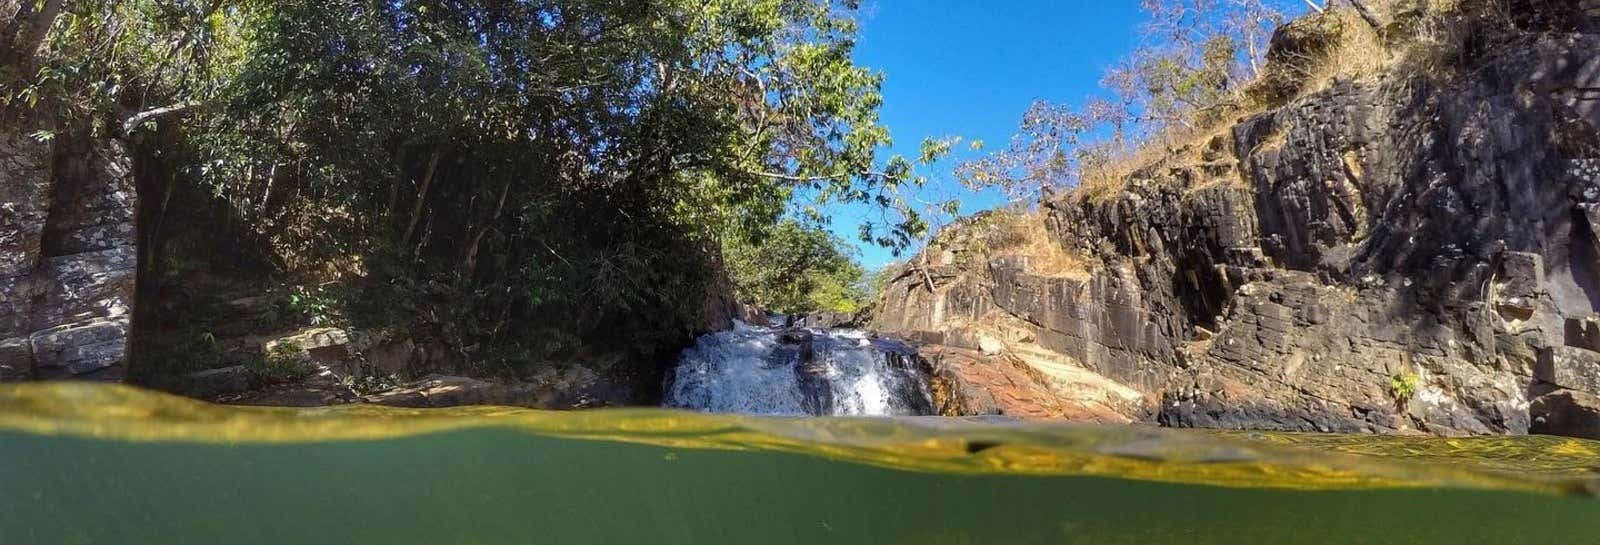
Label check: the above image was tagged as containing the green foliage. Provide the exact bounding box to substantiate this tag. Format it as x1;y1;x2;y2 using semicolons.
338;367;403;396
134;329;227;386
1390;370;1420;405
863;265;900;304
724;220;866;315
279;285;342;328
249;343;314;386
9;0;946;373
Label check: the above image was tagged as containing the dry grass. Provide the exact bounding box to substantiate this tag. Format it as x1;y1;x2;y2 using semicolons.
1385;0;1538;84
1288;8;1398;94
1072;121;1242;206
978;212;1091;280
1064;2;1453;207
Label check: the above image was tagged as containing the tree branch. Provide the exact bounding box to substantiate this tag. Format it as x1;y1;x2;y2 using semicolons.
402;148;444;245
742;169;897;184
119;101;201;134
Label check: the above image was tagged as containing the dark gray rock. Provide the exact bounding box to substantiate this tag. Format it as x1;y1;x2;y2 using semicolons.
1537;346;1600;395
0;337;32;381
0;129;53;280
871;27;1600;437
181;365;255;399
1530;389;1600;439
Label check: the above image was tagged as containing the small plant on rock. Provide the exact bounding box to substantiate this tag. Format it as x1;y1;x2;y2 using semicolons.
338;365;403;396
1390;370;1420;406
249;343;315;385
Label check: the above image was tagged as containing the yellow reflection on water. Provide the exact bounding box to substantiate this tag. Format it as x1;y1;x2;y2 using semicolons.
2;383;1596;496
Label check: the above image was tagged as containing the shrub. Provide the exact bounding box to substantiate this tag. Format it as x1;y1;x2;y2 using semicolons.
248;344;314;386
1390;370;1421;405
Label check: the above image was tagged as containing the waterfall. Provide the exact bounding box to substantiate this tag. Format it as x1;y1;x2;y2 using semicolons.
664;323;935;416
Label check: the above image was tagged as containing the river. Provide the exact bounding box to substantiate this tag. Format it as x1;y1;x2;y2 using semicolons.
2;381;1598;544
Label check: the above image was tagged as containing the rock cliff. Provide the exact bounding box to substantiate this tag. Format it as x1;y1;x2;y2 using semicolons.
872;2;1600;437
0;125;138;383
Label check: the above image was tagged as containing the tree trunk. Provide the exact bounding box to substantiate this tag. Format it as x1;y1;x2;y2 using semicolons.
401;148;443;245
2;0;63;72
461;180;512;281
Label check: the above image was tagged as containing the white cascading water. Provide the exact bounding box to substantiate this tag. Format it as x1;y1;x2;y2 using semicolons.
664;322;935;416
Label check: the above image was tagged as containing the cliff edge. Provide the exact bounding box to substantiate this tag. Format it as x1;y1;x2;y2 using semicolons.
872;0;1600;437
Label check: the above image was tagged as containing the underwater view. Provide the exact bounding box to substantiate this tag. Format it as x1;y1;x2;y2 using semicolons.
3;383;1598;545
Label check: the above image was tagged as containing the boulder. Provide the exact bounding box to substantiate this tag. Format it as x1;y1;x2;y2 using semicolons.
181;365;255;399
1536;346;1600;395
1530;389;1600;440
29;318;128;379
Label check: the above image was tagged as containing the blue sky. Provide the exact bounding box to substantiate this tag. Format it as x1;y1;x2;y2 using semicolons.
830;1;1150;269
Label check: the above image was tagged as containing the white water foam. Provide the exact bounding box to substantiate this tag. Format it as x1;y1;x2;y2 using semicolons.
664;326;933;417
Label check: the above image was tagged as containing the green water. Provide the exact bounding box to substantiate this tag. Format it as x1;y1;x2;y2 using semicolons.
2;384;1597;544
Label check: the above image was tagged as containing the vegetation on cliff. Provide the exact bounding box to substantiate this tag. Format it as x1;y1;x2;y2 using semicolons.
953;0;1454;203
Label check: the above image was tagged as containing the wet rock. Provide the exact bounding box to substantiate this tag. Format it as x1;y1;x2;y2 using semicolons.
793;312;859;329
182;365;254;399
1530;389;1600;439
363;376;506;408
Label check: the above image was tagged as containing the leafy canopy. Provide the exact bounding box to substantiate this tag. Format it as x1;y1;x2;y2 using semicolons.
724;220;867;315
11;0;935;368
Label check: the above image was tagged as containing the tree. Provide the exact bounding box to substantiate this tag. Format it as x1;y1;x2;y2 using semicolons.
958;0;1293;199
6;0;939;371
723;220;867;315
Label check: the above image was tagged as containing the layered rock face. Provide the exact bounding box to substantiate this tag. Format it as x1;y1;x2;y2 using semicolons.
874;8;1600;436
0;127;137;382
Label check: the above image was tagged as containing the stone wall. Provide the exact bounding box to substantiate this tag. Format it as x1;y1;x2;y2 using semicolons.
0;127;137;382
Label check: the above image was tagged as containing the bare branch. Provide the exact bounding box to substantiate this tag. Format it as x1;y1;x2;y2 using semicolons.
120;101;201;134
742;169;898;184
